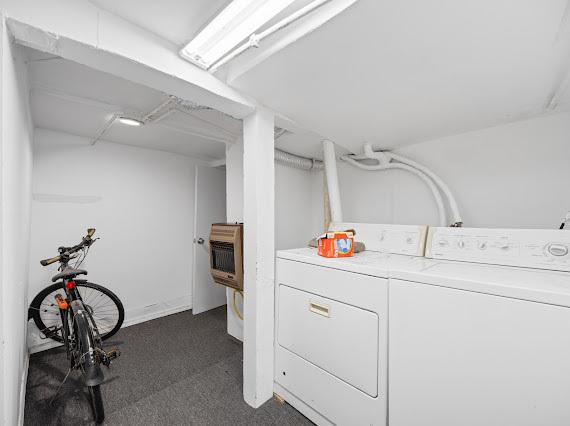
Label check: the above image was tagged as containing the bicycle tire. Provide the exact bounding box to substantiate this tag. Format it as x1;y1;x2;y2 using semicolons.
29;281;124;343
88;385;105;424
74;308;105;423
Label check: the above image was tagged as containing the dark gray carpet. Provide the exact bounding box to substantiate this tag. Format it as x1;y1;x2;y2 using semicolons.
24;307;312;425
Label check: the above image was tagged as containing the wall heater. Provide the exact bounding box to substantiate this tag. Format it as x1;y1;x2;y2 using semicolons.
209;223;243;290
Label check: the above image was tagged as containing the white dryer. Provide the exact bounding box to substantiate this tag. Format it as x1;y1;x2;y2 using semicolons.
388;227;570;426
274;223;428;426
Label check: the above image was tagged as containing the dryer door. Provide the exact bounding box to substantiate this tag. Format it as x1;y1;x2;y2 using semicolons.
278;284;379;396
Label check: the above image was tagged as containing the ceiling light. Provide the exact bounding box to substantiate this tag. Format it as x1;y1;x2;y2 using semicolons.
180;0;296;70
118;117;143;127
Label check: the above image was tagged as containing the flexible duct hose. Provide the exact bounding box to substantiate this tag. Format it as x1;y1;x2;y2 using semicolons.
232;289;244;321
275;148;324;171
341;156;448;227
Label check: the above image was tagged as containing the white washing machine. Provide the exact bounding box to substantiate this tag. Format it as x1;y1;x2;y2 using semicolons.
274;223;429;426
388;227;570;426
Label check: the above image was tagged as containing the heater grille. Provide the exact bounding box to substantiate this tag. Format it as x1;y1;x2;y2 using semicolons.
211;241;235;273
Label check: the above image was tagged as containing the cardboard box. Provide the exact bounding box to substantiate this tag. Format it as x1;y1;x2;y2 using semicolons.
317;231;354;258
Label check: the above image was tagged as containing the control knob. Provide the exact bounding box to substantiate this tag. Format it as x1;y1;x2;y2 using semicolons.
438;239;449;247
547;243;569;257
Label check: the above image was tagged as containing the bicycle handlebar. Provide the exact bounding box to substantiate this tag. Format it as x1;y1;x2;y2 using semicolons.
40;228;96;266
40;255;62;266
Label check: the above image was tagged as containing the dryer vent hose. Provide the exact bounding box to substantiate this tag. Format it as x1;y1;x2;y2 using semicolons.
232;289;244;321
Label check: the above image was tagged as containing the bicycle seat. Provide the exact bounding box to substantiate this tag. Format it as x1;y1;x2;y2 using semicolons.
52;267;88;282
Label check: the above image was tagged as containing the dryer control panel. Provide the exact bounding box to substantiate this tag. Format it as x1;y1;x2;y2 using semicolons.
426;227;570;271
330;222;428;256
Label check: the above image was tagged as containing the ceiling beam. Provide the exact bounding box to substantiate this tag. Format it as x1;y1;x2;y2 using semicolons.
6;17;256;118
208;158;227;168
155;121;235;145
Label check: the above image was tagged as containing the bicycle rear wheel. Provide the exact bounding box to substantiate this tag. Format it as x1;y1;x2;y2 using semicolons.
29;281;124;343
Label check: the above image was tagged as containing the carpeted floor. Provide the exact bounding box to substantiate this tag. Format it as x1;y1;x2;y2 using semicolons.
24;307;312;425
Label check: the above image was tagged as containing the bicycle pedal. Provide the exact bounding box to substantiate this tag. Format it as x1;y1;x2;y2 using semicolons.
107;348;121;359
40;326;61;340
101;348;121;367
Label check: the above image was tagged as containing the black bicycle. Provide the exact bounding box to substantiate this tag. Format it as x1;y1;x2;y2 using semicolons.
28;228;124;423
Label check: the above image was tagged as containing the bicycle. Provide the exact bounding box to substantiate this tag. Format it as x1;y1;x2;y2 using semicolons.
28;228;124;423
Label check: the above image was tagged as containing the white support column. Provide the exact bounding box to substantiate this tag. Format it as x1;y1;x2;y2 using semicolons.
242;107;275;408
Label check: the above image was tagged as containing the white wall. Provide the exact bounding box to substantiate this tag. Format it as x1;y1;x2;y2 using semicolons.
29;129;197;350
0;22;34;426
338;111;570;229
275;163;323;249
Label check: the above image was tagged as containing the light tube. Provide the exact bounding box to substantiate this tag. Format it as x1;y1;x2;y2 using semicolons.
180;0;296;69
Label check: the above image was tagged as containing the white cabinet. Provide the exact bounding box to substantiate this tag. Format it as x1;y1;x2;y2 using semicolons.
389;279;570;426
275;258;387;426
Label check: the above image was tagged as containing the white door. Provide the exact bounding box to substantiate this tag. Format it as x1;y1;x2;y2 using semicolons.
192;165;227;314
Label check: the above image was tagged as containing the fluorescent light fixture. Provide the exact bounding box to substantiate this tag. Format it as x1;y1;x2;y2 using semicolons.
180;0;296;69
118;117;143;127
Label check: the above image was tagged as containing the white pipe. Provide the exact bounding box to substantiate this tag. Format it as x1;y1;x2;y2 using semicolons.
258;0;333;39
387;152;462;225
323;140;343;222
210;0;333;71
342;156;447;227
362;142;390;165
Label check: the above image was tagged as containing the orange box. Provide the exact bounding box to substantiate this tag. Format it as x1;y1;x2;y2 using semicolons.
317;231;354;258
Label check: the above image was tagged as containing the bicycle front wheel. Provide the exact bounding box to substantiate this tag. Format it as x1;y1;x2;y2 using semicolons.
29;281;124;343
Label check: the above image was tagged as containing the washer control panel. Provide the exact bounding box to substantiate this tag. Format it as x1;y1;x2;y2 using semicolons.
426;227;570;271
330;222;428;256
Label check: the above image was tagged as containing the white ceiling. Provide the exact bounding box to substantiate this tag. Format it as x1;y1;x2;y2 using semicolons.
89;0;318;47
229;0;570;153
89;0;233;46
24;47;237;160
28;1;567;158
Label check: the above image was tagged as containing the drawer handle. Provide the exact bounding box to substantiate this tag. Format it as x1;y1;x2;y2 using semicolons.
309;302;330;317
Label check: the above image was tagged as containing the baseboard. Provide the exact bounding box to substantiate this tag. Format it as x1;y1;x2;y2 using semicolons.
122;295;192;327
17;354;30;426
28;295;192;354
273;382;333;426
